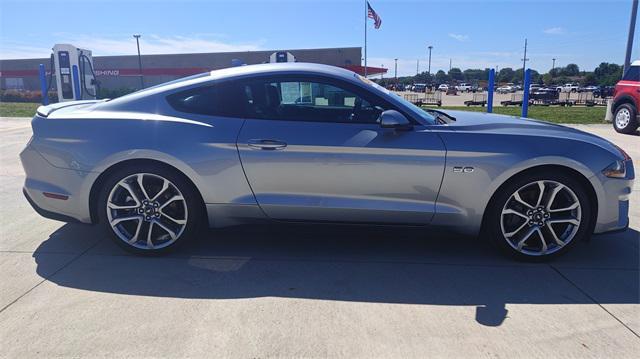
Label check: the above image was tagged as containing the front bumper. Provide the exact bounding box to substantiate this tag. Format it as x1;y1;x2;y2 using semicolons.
19;144;98;224
592;159;634;234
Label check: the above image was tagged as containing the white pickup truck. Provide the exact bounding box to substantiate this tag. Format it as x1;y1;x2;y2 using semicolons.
556;83;580;92
455;83;472;92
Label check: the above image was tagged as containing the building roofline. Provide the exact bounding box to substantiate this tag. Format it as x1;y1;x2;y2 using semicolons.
0;46;361;62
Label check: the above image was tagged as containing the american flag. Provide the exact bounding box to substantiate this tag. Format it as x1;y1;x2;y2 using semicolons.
367;1;382;29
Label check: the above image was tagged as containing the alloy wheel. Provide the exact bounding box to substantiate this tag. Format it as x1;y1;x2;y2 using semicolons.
106;173;188;250
500;180;581;256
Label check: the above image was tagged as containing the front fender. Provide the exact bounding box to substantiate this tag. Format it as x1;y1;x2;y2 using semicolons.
431;130;614;235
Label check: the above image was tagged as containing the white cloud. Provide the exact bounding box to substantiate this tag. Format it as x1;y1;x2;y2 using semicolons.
0;43;51;59
448;33;469;42
0;35;263;59
543;27;566;35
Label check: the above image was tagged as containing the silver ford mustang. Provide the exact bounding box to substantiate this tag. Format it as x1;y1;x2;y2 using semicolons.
20;63;634;260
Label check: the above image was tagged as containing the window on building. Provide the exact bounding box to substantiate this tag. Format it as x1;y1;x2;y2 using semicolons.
4;78;24;90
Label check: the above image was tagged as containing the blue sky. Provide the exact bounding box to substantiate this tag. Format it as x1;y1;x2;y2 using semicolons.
0;0;637;76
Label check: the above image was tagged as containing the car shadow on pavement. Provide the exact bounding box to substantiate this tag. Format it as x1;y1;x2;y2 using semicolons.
32;223;639;327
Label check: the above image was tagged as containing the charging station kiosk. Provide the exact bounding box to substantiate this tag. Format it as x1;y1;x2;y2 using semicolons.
269;51;296;63
40;44;98;104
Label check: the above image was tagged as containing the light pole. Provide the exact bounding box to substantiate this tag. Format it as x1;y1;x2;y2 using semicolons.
381;64;384;80
624;0;638;75
394;58;398;85
133;34;144;89
552;58;556;71
521;38;529;74
427;45;433;75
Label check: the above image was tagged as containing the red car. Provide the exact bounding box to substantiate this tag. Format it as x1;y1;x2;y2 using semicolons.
612;60;640;134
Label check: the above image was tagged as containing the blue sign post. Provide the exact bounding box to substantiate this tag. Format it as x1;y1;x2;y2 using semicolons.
487;68;495;113
72;65;81;100
38;64;49;105
521;68;531;118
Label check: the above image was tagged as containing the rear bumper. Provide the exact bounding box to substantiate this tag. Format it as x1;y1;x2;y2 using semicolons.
19;144;97;224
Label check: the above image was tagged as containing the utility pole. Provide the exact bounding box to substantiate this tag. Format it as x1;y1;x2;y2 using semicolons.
416;59;419;75
133;34;144;89
521;38;529;74
624;0;638;75
449;58;452;72
381;64;384;80
427;45;433;74
552;58;556;71
394;58;398;85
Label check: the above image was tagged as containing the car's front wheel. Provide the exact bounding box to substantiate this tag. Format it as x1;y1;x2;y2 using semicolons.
484;172;592;261
613;103;639;134
98;164;202;255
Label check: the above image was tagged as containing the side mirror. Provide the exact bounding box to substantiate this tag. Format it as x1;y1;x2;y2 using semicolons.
379;110;413;130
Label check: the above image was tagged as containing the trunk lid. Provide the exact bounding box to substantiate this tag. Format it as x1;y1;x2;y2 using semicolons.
36;100;106;118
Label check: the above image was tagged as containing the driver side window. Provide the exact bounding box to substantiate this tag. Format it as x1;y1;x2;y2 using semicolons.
243;79;385;124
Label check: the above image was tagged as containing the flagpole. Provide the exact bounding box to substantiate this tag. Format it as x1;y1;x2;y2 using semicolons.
364;0;367;77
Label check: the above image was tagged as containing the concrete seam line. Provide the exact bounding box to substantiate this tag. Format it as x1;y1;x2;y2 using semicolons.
549;264;640;339
0;239;102;315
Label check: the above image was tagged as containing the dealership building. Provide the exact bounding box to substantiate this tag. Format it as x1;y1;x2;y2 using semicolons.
0;46;387;92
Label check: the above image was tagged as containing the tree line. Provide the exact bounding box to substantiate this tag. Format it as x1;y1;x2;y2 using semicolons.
379;62;623;87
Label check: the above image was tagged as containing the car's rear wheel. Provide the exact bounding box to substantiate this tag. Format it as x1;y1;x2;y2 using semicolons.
613;103;639;134
98;164;202;255
484;172;592;261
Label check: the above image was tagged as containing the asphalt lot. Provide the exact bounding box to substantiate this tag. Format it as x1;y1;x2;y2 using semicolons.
0;116;638;358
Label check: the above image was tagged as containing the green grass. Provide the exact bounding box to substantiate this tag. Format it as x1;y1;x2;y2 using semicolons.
0;101;606;124
424;105;606;124
0;102;39;117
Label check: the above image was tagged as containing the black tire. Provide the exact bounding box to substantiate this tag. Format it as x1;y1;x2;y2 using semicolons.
613;103;639;134
97;163;203;255
483;171;593;261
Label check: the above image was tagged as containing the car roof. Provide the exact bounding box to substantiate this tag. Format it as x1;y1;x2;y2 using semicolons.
206;62;358;81
99;63;362;106
632;60;640;66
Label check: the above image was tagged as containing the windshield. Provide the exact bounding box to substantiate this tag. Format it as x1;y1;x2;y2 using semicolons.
355;74;436;124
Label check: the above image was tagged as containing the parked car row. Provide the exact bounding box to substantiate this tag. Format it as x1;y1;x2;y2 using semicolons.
400;82;616;99
404;83;484;93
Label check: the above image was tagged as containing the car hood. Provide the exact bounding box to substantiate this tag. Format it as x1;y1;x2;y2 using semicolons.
438;110;622;158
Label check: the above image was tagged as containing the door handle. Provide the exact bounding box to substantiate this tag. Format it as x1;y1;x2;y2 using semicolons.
247;139;287;150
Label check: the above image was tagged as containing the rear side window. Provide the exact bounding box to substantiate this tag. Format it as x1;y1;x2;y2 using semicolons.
166;82;246;118
623;66;639;81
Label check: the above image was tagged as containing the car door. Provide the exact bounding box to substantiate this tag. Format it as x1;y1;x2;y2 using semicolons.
236;76;446;224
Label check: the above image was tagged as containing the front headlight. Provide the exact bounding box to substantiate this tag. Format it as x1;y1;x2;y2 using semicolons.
602;160;627;178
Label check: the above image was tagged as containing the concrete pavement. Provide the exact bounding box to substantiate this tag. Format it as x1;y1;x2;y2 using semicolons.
0;117;638;358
